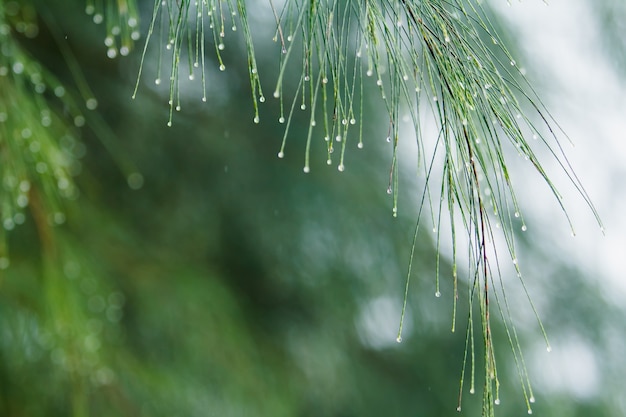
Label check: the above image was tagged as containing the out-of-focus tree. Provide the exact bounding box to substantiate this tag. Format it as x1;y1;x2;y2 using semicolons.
0;1;621;417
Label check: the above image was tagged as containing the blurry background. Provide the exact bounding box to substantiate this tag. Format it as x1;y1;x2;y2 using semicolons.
1;0;625;416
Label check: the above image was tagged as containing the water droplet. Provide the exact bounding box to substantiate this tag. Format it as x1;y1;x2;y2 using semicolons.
189;74;194;80
456;406;462;412
324;136;330;142
326;159;332;165
386;136;391;143
287;35;293;42
303;166;310;173
546;345;552;352
304;75;310;81
107;48;117;59
396;336;402;343
521;225;527;232
310;120;316;126
277;151;284;158
510;60;516;66
469;388;475;394
512;258;517;265
514;211;520;218
350;118;356;125
273;91;280;98
341;118;347;125
335;135;341;142
259;96;265;103
93;14;103;24
278;117;285;123
386;187;392;195
300;104;306;110
356;50;362;58
445;36;450;43
218;43;225;50
104;36;114;47
253;116;260;123
529;396;535;403
376;79;383;86
527;409;532;415
219;64;226;71
435;291;441;298
366;69;373;77
167;121;172;127
175;105;181;111
322;77;328;84
337;164;345;172
494;399;500;405
433;96;438;101
127;173;144;189
357;142;363;149
155;78;161;85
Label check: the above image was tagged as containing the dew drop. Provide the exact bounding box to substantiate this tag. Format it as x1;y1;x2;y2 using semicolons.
219;64;226;71
93;14;103;24
527;409;533;415
167;121;172;127
337;164;345;172
514;211;520;218
357;142;363;149
510;60;516;66
469;388;475;394
278;117;285;123
546;345;552;353
366;69;373;77
189;74;194;80
376;79;383;86
311;120;316;126
107;48;117;59
529;396;535;403
326;159;332;165
456;406;462;412
386;136;391;143
512;258;517;265
386;187;392;195
350;118;356;125
127;173;144;190
253;116;260;124
300;104;306;110
521;225;527;232
218;43;225;50
396;336;402;343
287;35;293;42
335;135;341;142
445;36;450;43
176;105;181;111
303;166;310;173
322;77;328;84
304;75;310;81
273;91;280;98
259;96;266;103
324;136;330;142
155;78;161;85
435;291;441;298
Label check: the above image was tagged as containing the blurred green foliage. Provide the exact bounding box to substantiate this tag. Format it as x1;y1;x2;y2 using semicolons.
0;1;625;417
